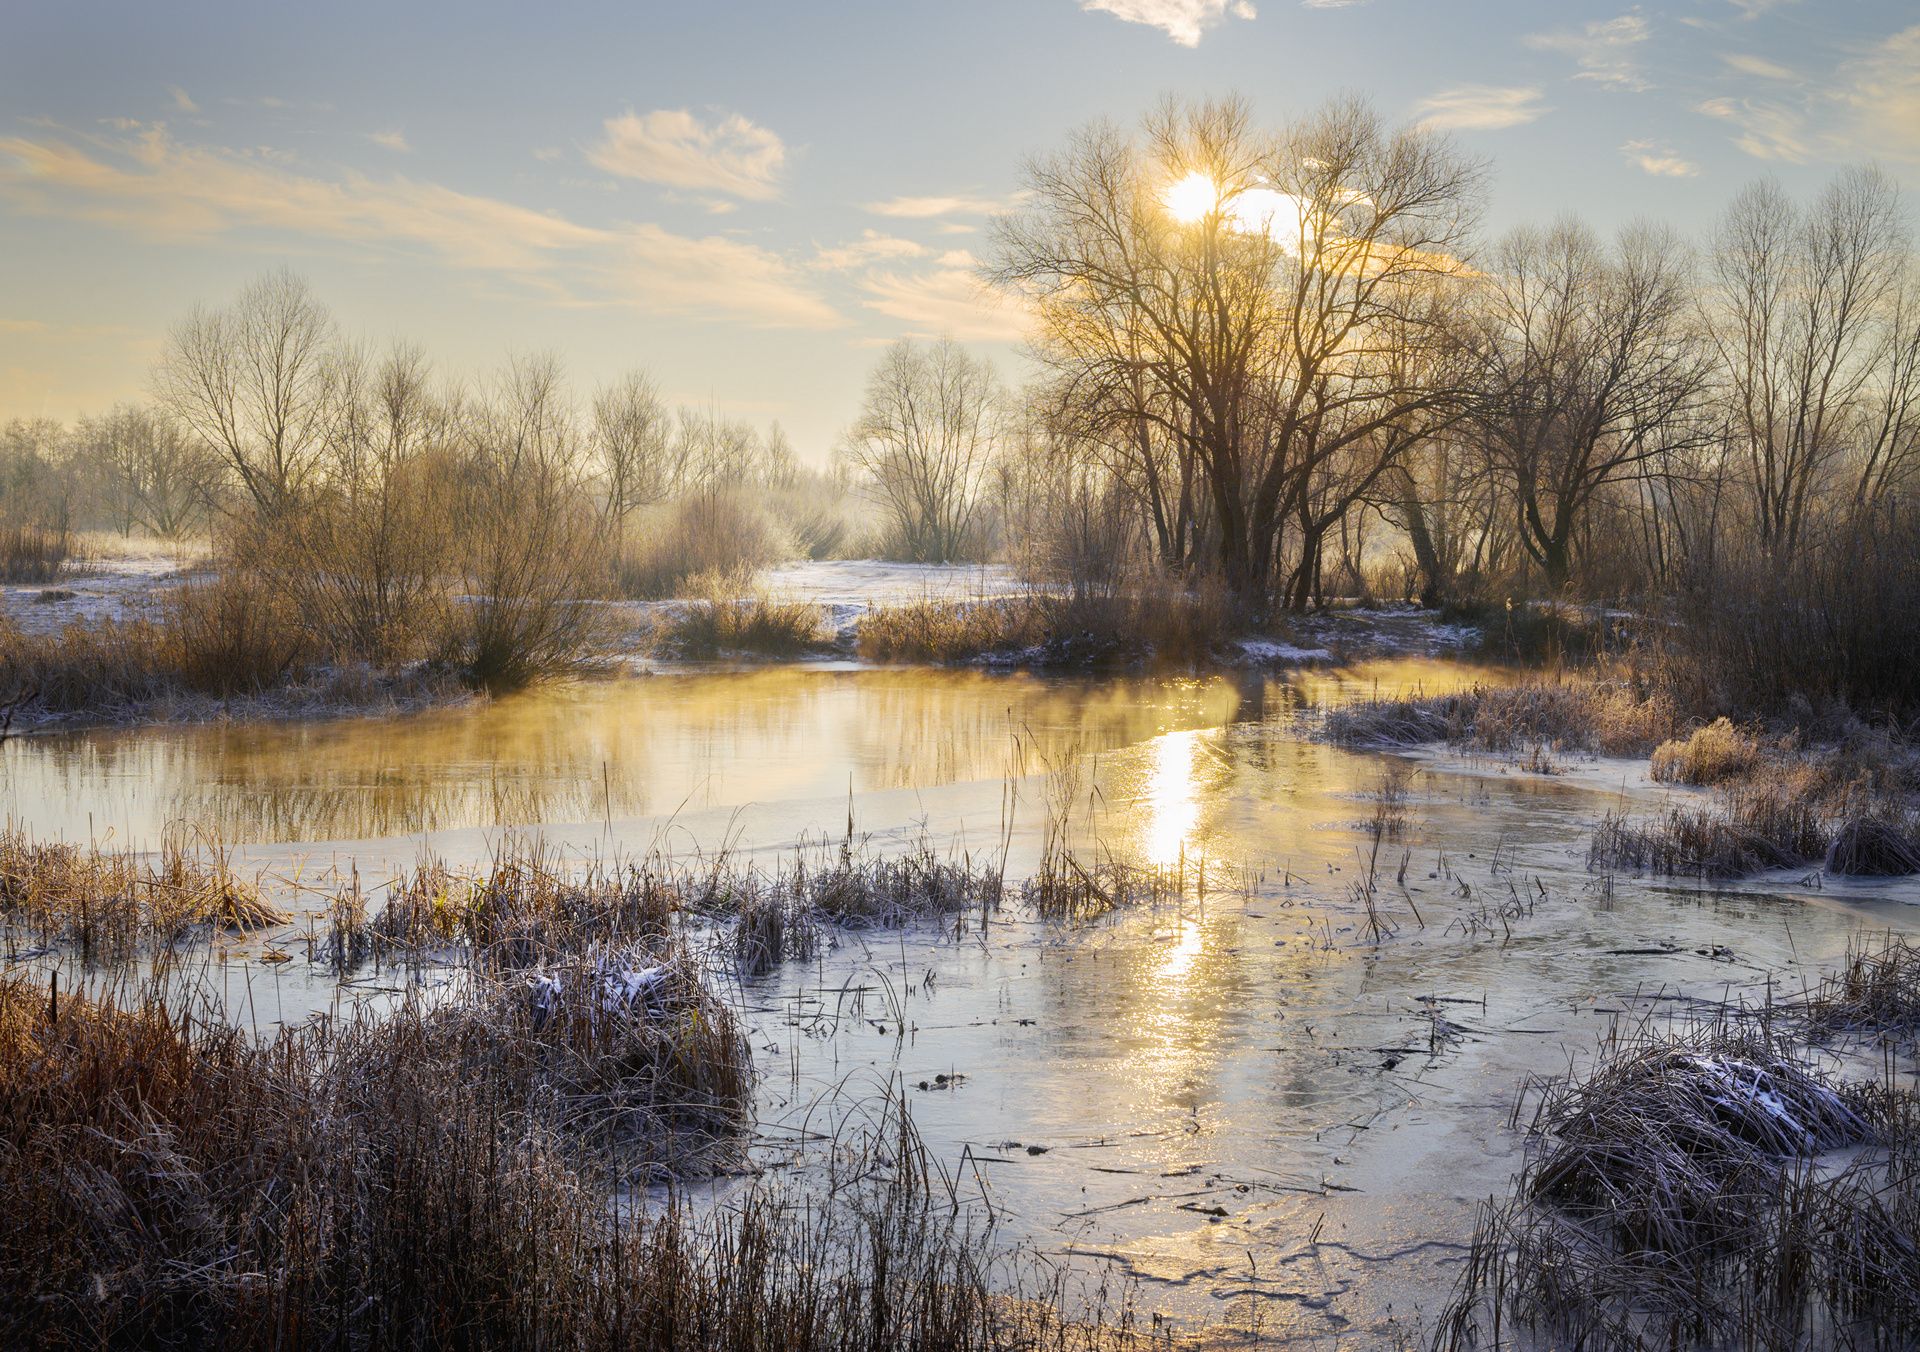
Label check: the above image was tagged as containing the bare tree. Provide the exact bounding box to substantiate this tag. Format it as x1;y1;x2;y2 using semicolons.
845;337;999;563
76;404;212;538
993;95;1485;607
1708;169;1911;561
1470;220;1708;591
274;342;454;662
153;268;340;516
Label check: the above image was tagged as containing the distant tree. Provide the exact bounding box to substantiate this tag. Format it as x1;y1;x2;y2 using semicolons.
76;404;211;538
590;371;675;522
845;337;999;563
1708;169;1913;561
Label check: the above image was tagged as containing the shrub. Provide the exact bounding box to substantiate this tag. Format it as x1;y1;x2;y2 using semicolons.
857;572;1237;668
614;490;786;599
1649;717;1763;785
162;572;311;695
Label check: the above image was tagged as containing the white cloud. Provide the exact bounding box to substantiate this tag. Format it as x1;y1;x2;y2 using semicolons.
1620;139;1698;177
1696;96;1809;161
369;129;410;153
1526;12;1652;92
166;86;197;114
586;108;785;200
0;122;837;328
860;267;1030;343
1413;85;1548;131
864;193;1019;219
813;230;928;271
1722;52;1798;82
1079;0;1255;47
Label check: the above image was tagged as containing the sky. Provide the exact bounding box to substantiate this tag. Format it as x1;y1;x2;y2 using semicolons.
2;0;1917;460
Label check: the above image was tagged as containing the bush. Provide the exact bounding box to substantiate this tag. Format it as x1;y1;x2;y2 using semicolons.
1649;717;1763;785
857;571;1236;668
1327;680;1678;759
1658;502;1920;721
162;572;311;696
614;490;785;599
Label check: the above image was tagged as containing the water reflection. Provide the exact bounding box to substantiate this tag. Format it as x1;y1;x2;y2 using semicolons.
0;659;1503;849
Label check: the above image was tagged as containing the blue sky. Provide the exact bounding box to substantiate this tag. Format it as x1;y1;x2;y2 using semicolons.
2;0;1916;458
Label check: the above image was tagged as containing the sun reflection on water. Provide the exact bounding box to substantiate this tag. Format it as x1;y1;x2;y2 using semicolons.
1144;728;1203;869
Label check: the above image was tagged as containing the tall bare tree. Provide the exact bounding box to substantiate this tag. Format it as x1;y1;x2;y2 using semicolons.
993;95;1484;607
153;268;339;516
590;371;675;522
1470;220;1708;591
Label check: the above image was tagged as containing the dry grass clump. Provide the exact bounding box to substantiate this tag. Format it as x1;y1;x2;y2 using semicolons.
859;596;1046;663
1825;816;1920;876
1326;679;1676;759
1590;783;1829;879
0;973;1142;1351
1650;716;1764;785
857;577;1237;669
1597;745;1920;879
790;837;1004;927
1802;932;1920;1038
418;944;753;1176
0;522;69;583
0;824;284;964
662;590;835;658
1439;1022;1919;1351
338;848;685;971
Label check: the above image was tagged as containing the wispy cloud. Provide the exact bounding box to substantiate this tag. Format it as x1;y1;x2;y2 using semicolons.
1079;0;1255;47
369;129;410;153
1413;85;1548;132
1620;139;1698;177
1696;96;1809;161
864;193;1019;219
1526;12;1652;92
586;108;785;200
1836;24;1920;164
813;230;928;271
1722;52;1798;82
860;265;1030;343
0;122;837;327
166;86;197;114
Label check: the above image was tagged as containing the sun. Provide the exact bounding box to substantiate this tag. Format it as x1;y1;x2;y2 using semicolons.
1162;171;1218;224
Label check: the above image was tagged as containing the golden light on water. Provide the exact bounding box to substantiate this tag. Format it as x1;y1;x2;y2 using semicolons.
1163;171;1219;224
1144;728;1203;868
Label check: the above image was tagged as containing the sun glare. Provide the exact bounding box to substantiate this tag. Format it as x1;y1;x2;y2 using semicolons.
1163;171;1218;224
